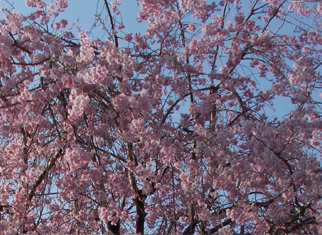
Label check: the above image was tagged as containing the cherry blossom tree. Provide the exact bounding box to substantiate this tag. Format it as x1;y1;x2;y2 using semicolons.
0;0;322;234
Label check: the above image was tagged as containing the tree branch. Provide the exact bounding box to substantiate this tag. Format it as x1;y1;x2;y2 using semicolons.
209;218;232;234
183;219;200;234
26;146;66;201
104;0;119;48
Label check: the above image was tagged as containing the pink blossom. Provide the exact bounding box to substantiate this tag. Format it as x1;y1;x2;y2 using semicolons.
0;0;321;234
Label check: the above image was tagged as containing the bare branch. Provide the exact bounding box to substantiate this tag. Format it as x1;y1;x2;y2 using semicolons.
104;0;119;48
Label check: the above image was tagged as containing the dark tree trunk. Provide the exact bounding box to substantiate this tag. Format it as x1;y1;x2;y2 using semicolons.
134;197;146;234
